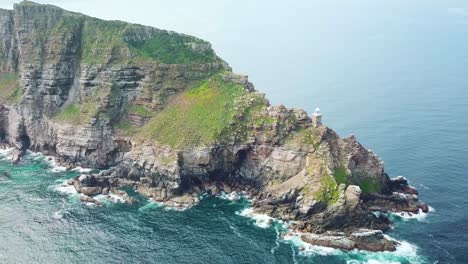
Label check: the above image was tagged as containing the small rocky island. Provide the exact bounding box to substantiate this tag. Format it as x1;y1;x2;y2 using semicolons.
0;1;428;252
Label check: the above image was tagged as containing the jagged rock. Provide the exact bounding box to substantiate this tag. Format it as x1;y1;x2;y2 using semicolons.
78;174;96;187
302;233;355;251
80;186;102;196
349;229;396;252
73;180;81;193
301;229;396;252
345;185;362;209
11;148;24;164
80;195;103;206
417;203;429;213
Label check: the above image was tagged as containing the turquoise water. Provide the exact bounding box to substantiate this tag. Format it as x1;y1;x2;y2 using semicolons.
0;152;428;263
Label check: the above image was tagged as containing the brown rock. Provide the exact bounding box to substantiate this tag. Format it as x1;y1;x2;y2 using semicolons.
418;203;429;213
301;233;355;251
349;229;396;252
80;195;103;206
80;186;102;196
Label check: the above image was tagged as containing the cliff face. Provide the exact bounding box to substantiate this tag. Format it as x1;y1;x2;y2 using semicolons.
0;1;427;251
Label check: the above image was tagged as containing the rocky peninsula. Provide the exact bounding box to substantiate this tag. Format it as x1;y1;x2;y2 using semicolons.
0;1;428;252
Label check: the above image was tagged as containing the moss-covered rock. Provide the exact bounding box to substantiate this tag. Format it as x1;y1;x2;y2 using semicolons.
0;73;21;104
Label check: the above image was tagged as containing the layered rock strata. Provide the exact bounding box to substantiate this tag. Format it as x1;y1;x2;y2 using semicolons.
0;1;428;252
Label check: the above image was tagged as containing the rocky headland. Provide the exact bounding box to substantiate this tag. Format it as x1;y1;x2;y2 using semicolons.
0;1;428;252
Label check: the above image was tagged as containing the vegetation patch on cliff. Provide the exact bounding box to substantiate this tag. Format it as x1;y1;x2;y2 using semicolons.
285;127;322;150
55;102;98;125
126;32;216;64
81;19;130;64
0;73;21;104
138;74;267;147
358;178;381;193
80;17;217;65
128;104;153;117
141;76;243;147
333;167;349;185
314;173;340;205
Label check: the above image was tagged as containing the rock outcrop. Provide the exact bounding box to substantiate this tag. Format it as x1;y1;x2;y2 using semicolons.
0;1;428;252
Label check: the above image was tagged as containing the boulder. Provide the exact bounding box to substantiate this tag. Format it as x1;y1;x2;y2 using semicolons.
345;185;362;209
80;195;103;206
349;229;396;252
301;233;355;251
78;174;96;187
80;186;102;196
417;203;429;213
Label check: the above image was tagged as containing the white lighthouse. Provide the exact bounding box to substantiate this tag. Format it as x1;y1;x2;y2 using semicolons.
312;107;322;127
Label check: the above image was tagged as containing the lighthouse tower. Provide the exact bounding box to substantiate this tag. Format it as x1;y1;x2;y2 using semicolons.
312;107;322;127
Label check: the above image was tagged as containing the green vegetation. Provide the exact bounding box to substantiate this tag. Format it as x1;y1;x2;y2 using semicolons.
358;178;381;193
16;1;218;65
141;77;243;147
301;186;311;197
81;19;130;64
139;74;265;148
54;102;98;125
314;173;340;205
128;104;153;117
0;73;21;104
286;127;322;150
80;18;217;65
250;112;276;127
126;32;216;64
333;167;349;185
116;120;140;136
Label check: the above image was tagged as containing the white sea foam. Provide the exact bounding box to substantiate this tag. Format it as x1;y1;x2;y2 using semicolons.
45;156;67;173
345;240;423;264
392;206;435;222
51;179;127;206
283;231;424;263
52;210;65;220
51;180;78;195
0;147;14;160
0;148;68;172
71;166;93;173
219;191;241;201
94;192;126;204
283;232;342;256
138;200;164;212
236;207;277;229
25;150;43;159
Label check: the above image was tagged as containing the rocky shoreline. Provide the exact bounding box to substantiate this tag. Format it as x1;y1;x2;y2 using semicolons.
1;143;429;252
57;155;427;252
0;1;430;253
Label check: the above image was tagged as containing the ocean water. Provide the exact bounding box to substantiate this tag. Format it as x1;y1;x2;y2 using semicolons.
1;0;468;263
0;151;428;264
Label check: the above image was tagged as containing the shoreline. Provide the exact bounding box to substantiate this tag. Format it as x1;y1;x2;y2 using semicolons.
0;144;431;253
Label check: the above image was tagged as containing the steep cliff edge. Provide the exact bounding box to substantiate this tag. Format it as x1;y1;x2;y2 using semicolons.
0;1;428;252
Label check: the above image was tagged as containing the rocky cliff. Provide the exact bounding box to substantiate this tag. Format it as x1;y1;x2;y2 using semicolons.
0;1;428;252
